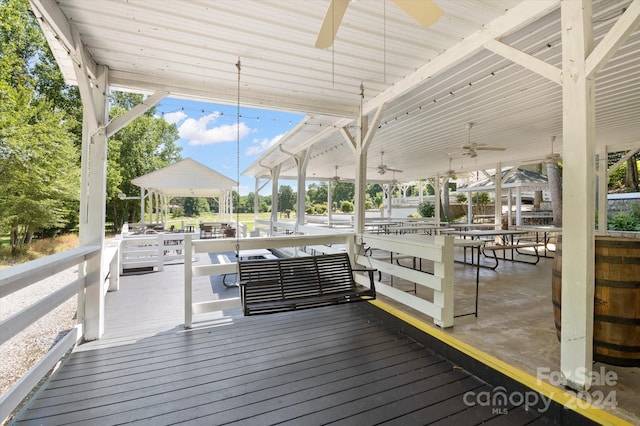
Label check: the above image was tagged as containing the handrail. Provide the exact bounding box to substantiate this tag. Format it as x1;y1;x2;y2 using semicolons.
356;233;455;328
0;243;114;423
0;245;99;298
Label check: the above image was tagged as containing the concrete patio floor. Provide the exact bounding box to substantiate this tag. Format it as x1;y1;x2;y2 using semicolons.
379;249;640;425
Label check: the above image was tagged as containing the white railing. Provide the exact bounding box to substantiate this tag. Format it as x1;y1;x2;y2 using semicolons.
0;243;120;422
118;232;199;273
184;227;456;329
184;233;357;328
356;233;455;328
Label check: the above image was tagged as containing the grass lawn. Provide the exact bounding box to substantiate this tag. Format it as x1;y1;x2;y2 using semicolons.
164;212;287;233
1;212;294;267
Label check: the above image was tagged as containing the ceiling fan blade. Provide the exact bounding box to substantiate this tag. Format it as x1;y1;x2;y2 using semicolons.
392;0;443;27
386;166;403;173
315;0;350;49
476;147;506;151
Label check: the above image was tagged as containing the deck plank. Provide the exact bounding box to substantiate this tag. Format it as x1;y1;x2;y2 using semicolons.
11;263;581;425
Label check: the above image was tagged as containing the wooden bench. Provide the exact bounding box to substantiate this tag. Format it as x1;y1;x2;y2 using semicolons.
239;252;376;315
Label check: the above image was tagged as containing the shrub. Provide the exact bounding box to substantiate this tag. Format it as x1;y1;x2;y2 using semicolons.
456;193;467;203
608;213;640;231
340;201;354;213
313;204;327;214
417;201;435;217
472;192;491;206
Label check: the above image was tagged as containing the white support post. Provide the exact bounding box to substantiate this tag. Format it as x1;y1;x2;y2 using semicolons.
184;235;193;328
434;176;441;224
516;187;522;226
77;64;109;341
354;114;368;234
467;192;473;224
494;163;502;226
295;150;310;228
596;146;608;234
560;0;596;391
327;180;333;223
433;236;454;328
140;187;145;226
254;178;260;223
270;165;281;233
507;188;513;226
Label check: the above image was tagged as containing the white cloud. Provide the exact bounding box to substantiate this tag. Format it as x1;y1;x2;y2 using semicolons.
162;110;187;124
177;112;252;146
245;133;285;156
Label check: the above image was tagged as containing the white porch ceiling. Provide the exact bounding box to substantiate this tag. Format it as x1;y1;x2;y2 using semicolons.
30;0;640;185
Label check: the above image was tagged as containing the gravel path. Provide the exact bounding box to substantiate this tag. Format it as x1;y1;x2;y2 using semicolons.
0;267;78;396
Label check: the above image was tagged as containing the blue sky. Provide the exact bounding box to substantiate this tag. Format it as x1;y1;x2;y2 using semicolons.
156;98;305;195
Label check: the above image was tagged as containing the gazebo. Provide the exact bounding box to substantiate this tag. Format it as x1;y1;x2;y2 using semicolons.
130;158;238;227
458;168;551;225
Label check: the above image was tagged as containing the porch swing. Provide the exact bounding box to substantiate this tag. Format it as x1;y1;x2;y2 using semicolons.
231;60;376;316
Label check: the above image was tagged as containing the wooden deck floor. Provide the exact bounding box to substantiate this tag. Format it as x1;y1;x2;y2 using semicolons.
12;263;584;425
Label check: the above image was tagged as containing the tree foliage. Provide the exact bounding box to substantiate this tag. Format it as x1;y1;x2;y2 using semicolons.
0;0;80;252
278;185;296;212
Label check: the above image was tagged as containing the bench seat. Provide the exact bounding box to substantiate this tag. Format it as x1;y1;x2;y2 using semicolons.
239;252;376;316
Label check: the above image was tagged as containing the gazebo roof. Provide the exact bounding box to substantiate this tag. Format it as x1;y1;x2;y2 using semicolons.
458;168;549;192
131;158;237;198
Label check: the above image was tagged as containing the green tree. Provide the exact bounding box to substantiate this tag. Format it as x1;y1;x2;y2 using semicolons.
278;185;296;213
183;197;209;217
307;182;328;205
332;182;354;206
0;0;81;252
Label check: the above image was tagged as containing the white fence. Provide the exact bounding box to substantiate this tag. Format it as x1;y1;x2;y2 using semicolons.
0;242;120;422
118;232;199;274
357;233;455;328
184;222;456;329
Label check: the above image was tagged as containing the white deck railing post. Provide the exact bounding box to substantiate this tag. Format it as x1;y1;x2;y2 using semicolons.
184;234;193;328
433;235;455;328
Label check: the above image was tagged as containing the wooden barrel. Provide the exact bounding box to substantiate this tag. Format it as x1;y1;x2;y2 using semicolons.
552;235;640;367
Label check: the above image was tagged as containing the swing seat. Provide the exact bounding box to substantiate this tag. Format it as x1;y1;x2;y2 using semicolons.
239;252;376;315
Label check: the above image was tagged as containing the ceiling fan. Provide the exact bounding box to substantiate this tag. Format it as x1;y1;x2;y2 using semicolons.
444;156;456;178
315;0;443;49
376;151;403;175
460;122;505;158
522;136;562;164
332;165;342;183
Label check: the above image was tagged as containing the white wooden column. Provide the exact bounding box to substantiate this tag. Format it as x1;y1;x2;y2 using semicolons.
507;188;513;226
596;146;608;233
327;180;333;223
494;163;502;226
560;0;595;391
341;95;386;234
354;114;369;233
295;150;310;228
270;165;281;232
77;65;109;341
254;178;260;222
434;177;441;224
516;187;522;225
